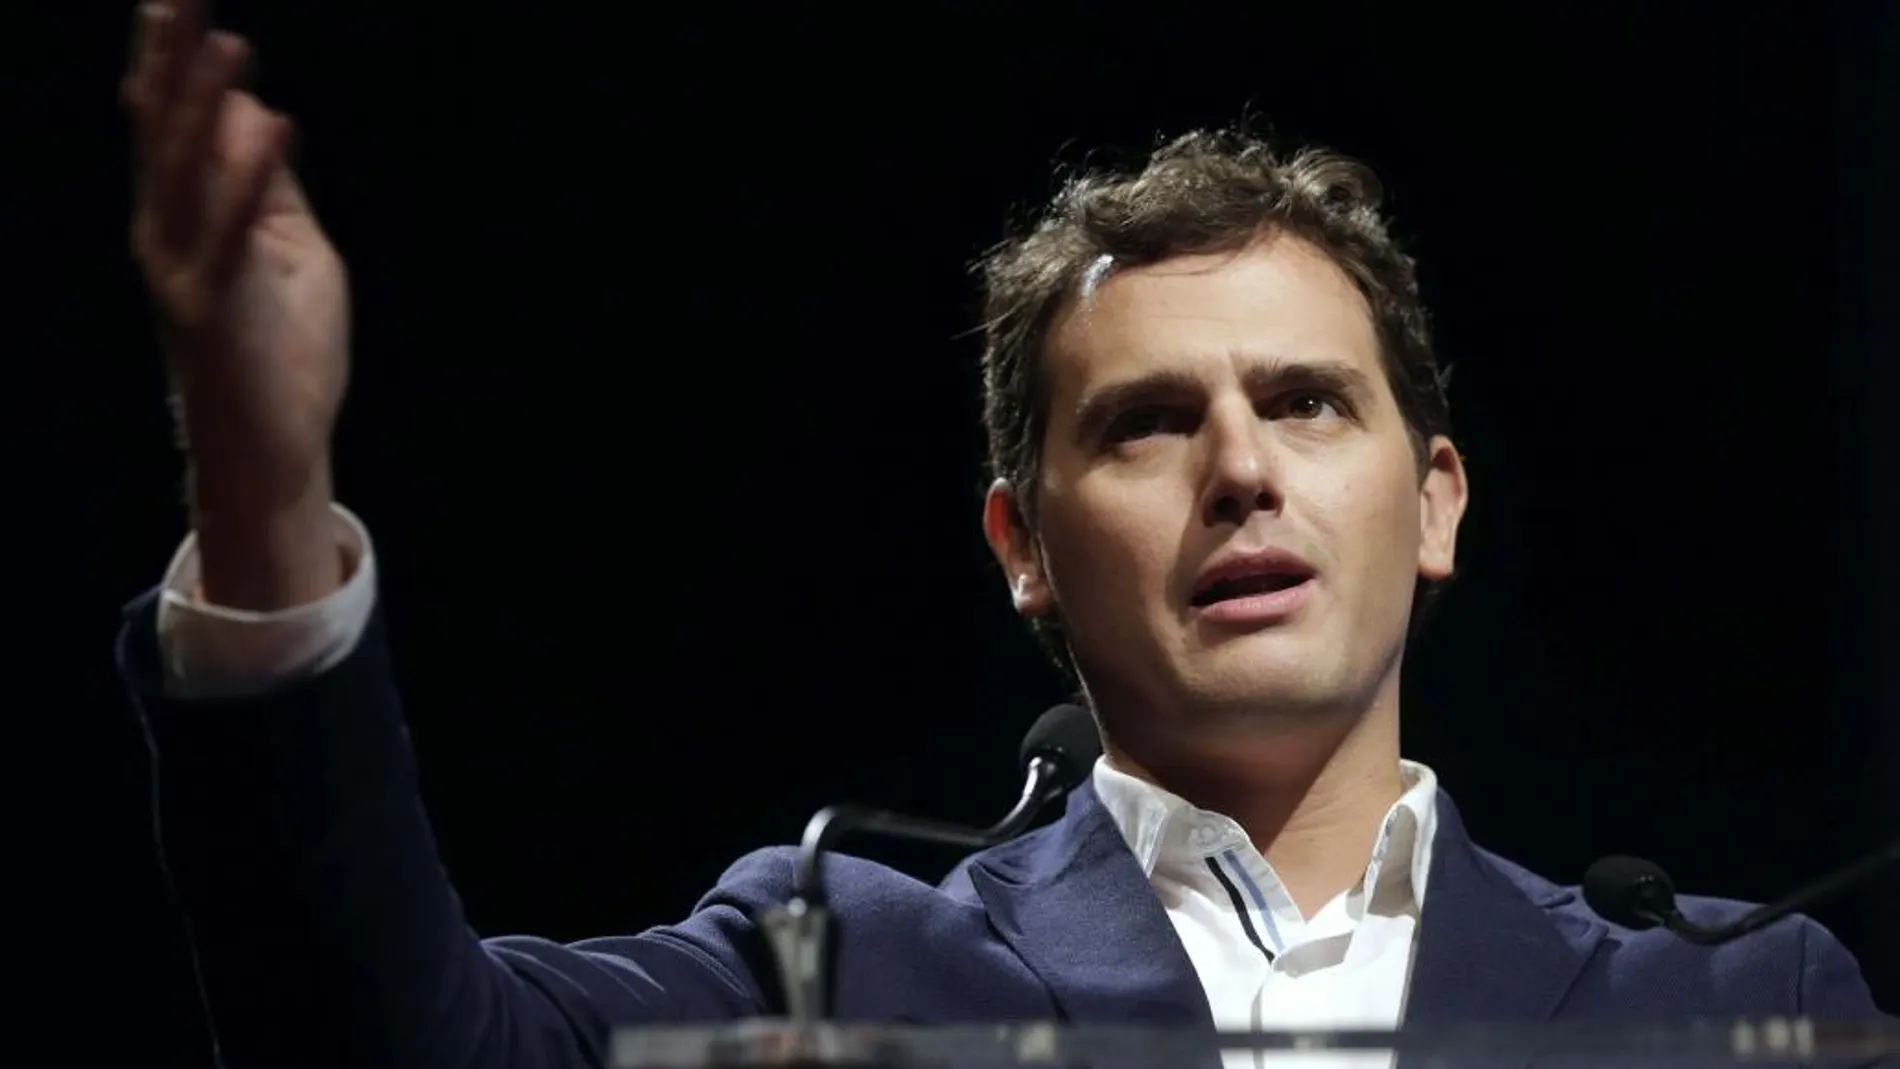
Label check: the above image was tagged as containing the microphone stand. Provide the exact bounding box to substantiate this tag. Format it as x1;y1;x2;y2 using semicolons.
1653;837;1900;946
758;754;1070;1022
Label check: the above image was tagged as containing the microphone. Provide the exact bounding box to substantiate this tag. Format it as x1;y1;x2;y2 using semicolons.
790;702;1102;905
1583;838;1900;946
758;703;1102;1021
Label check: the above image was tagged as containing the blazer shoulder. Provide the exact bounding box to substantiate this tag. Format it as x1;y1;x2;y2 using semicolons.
1473;844;1788;936
1479;845;1792;947
704;846;993;926
935;815;1081;902
676;845;1002;1011
1472;845;1835;1012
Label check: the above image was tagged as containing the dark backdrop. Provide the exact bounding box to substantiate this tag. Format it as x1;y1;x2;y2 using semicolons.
24;3;1898;1065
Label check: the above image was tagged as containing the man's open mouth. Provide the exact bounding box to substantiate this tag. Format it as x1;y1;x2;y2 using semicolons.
1190;571;1310;607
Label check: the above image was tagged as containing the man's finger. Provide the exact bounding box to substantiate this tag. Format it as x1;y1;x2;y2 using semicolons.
148;0;203;106
139;0;208;159
198;108;289;292
153;33;249;252
123;3;164;111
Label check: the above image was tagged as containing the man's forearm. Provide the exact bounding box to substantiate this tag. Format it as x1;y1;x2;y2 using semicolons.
192;469;344;612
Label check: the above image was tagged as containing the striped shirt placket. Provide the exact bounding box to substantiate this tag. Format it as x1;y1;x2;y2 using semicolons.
1206;851;1286;1069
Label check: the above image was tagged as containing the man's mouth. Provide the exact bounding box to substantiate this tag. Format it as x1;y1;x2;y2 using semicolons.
1188;550;1318;623
1190;571;1309;607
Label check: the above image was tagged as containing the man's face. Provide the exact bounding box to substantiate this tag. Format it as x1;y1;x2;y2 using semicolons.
986;235;1466;732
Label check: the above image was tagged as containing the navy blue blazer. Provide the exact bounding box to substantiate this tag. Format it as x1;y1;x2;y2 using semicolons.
117;590;1887;1069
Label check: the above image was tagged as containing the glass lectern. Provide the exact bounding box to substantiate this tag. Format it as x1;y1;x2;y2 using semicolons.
611;1019;1900;1068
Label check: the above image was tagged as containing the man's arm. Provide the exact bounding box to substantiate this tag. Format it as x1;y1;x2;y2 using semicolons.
129;517;777;1067
118;5;784;1061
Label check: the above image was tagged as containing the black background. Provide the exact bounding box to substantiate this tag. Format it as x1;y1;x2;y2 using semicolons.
24;3;1900;1064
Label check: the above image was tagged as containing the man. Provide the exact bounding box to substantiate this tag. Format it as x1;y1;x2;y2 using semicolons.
118;4;1885;1069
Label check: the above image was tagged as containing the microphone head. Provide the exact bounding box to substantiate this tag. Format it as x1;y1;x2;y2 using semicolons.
1019;703;1102;788
1582;854;1679;930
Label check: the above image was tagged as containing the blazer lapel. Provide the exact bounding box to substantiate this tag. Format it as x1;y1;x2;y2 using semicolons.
1400;792;1605;1069
967;783;1212;1028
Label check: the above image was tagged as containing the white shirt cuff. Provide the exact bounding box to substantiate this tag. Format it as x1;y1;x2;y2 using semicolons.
156;503;379;699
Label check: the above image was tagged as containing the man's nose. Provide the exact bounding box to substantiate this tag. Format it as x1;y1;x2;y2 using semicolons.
1198;401;1283;528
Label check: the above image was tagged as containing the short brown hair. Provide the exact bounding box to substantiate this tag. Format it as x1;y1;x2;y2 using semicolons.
978;127;1454;678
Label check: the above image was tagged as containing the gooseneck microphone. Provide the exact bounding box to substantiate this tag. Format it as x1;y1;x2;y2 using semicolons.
1583;838;1900;946
758;704;1102;1022
790;703;1102;906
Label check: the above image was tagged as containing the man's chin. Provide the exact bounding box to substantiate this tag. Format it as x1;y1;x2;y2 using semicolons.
1176;640;1346;713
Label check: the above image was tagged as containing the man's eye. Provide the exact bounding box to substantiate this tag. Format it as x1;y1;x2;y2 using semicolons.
1279;392;1342;421
1106;407;1179;443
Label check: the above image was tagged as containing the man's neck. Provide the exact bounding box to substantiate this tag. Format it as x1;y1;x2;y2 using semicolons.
1102;687;1405;918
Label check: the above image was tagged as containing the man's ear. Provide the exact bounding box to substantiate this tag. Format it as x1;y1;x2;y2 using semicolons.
1417;435;1469;583
983;479;1053;617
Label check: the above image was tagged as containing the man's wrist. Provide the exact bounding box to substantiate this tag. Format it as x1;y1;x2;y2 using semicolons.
190;468;345;612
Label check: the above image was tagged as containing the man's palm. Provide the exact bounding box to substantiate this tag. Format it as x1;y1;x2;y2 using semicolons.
171;123;350;502
127;6;350;517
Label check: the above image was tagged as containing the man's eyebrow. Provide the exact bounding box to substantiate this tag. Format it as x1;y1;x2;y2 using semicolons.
1072;369;1205;443
1240;359;1375;399
1071;358;1375;442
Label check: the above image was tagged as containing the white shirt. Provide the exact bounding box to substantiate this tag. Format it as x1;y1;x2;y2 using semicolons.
1093;757;1438;1069
156;504;378;698
155;504;1439;1069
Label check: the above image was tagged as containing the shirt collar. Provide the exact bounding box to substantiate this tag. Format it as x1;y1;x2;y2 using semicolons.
1092;755;1440;904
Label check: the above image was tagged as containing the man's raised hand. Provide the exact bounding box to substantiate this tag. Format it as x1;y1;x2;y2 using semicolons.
124;0;353;609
